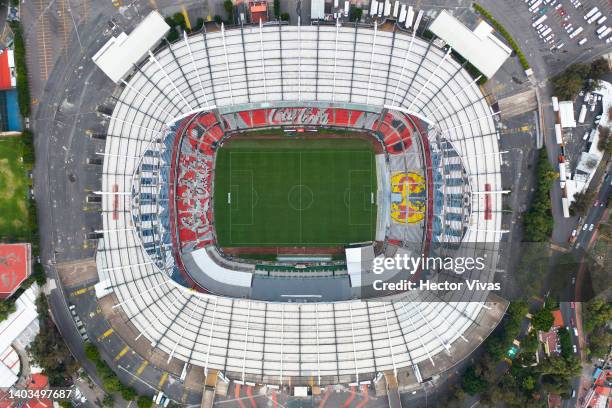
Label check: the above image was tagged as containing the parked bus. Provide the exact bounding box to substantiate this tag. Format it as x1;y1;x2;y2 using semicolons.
587;11;602;24
578;104;587;123
569;26;583;38
405;6;414;29
529;0;543;12
596;15;607;25
597;27;611;39
584;6;599;20
578;37;588;45
532;14;547;27
555;123;563;144
596;25;607;35
398;4;407;22
552;96;559;111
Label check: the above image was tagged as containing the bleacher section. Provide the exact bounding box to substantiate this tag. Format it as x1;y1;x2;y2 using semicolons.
97;21;504;387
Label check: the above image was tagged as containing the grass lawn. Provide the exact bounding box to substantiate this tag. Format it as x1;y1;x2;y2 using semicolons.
0;136;31;240
213;138;377;247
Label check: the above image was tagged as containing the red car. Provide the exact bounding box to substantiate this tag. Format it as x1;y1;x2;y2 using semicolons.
570;317;575;326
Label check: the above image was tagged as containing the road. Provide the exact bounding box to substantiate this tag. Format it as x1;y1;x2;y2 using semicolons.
573;172;610;250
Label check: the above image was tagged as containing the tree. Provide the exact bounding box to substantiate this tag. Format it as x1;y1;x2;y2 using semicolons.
570;189;596;216
214;15;223;25
461;366;488;395
137;396;153;408
531;309;554;331
28;294;78;386
273;0;281;18
280;12;290;21
223;0;234;21
121;386;137;401
349;7;363;22
521;331;540;354
589;58;610;80
0;299;16;322
102;394;114;408
597;126;611;154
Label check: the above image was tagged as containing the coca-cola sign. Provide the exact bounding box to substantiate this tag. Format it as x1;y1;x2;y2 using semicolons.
268;107;331;125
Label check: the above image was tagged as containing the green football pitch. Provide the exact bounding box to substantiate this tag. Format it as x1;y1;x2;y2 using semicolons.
213;138;377;247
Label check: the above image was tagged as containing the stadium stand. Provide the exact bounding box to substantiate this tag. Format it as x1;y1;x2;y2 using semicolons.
95;19;505;387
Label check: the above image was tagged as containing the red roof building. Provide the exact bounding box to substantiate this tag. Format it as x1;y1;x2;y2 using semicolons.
249;1;268;23
551;310;564;328
0;243;32;299
0;49;15;90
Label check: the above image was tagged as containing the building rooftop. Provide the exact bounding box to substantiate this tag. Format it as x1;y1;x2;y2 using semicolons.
92;10;169;83
0;243;31;299
429;10;511;78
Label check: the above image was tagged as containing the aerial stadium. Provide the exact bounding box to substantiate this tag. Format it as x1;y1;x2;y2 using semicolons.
92;10;506;391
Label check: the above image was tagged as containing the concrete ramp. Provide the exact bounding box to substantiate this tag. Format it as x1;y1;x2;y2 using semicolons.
498;88;537;118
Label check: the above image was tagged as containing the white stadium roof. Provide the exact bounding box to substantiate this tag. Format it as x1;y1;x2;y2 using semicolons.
94;13;504;386
429;10;511;78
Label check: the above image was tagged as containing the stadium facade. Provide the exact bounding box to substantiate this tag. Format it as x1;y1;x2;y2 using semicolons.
94;18;506;387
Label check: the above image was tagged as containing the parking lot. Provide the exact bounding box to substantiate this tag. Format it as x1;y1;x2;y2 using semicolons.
524;0;611;52
560;90;604;172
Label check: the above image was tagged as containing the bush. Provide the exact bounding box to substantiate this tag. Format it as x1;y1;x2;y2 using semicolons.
461;366;488;395
102;394;114;407
472;3;530;70
8;21;31;117
531;309;554;331
523;149;556;242
349;7;363;22
137;396;153;408
280;12;290;21
121;386;137;401
214;15;223;25
224;0;234;21
193;18;204;32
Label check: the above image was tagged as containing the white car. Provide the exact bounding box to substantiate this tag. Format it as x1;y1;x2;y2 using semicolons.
583;224;588;231
588;224;594;231
573;344;577;353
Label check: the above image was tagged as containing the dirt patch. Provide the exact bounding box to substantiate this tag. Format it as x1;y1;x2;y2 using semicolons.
226;131;385;154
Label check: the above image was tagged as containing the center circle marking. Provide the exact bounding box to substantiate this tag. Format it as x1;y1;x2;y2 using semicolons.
288;184;314;211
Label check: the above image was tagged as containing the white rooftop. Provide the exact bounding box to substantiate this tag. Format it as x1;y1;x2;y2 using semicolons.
429;10;511;78
558;101;576;128
311;0;325;19
0;284;39;356
92;10;170;83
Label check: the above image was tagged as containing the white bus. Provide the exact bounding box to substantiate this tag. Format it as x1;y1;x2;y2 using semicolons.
392;1;399;17
596;15;607;25
398;4;407;22
529;0;543;12
344;1;349;16
369;0;378;16
552;96;559;111
587;11;602;24
555;123;563;144
540;27;552;37
578;37;588;45
596;25;607;35
532;14;547;27
598;27;612;39
584;6;599;20
578;104;587;123
569;26;583;38
405;6;414;29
